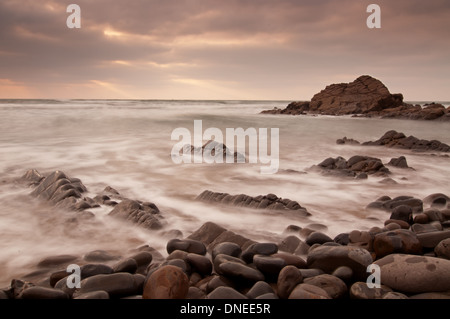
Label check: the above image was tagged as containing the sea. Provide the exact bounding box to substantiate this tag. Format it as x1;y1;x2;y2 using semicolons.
0;99;449;287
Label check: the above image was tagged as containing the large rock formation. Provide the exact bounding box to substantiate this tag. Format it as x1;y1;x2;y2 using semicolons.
261;75;450;121
308;75;404;115
18;169;165;230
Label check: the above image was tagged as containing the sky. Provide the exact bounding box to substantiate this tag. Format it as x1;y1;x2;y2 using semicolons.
0;0;449;100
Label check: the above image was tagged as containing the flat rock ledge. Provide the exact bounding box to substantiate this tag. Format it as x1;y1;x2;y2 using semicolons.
196;190;311;216
337;130;450;153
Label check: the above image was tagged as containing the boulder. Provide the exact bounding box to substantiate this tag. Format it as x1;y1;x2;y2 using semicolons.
19;286;69;300
306;246;373;281
277;266;304;299
308;75;403;115
373;229;422;258
349;282;393;299
417;230;450;249
77;273;143;298
434;238;450;259
143;265;189;299
303;274;348;299
207;286;248;299
288;283;331;299
374;254;450;293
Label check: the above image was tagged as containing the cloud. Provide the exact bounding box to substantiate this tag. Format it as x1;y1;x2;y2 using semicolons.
0;0;449;99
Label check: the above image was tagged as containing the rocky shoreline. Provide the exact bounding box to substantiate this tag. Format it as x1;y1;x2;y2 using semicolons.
261;75;450;121
1;166;450;300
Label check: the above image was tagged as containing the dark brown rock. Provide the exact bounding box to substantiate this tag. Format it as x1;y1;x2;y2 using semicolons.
288;283;331;299
167;238;207;255
207;286;248;299
306;245;373;281
20;286;69;299
143;265;189;299
77;273;143;298
362;130;450;152
373;229;422;258
349;282;393;299
109;199;164;230
434;238;450;259
417;230;450;249
303;274;348;299
218;262;265;284
277;266;303;299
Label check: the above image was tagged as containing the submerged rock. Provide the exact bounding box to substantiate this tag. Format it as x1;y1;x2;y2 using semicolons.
196;190;310;216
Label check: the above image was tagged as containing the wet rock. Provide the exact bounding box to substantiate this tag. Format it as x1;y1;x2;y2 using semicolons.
411;223;440;234
424;209;445;223
305;232;333;246
241;243;278;263
253;255;286;278
245;281;274;299
186;286;206;299
80;264;114;279
213;254;246;276
362;130;450;152
212;242;242;260
19;286;69;299
334;233;350;245
37;254;79;268
167;238;207;255
288;283;331;299
272;252;306;268
186;222;226;247
205;275;235;293
336;137;360;145
112;258;138;274
196;190;310;215
129;251;153;269
387;156;409;168
423;193;449;209
331;266;353;283
373;229;422;258
186;253;212;276
348;230;373;250
382;292;409;299
207;286;248;299
18;169;45;187
435;238;450;259
311;155;390;178
367;195;423;214
143;265;189;299
77;273;143;298
374;254;450;293
277;266;303;299
417;230;450;249
218;262;265;284
84;250;121;262
349;282;393;299
278;236;301;253
109;199;164;230
385;219;410;230
303;274;348;299
307;245;373;281
390;205;413;224
208;230;256;252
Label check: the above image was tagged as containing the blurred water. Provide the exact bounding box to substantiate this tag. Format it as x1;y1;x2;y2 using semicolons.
0;99;449;286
